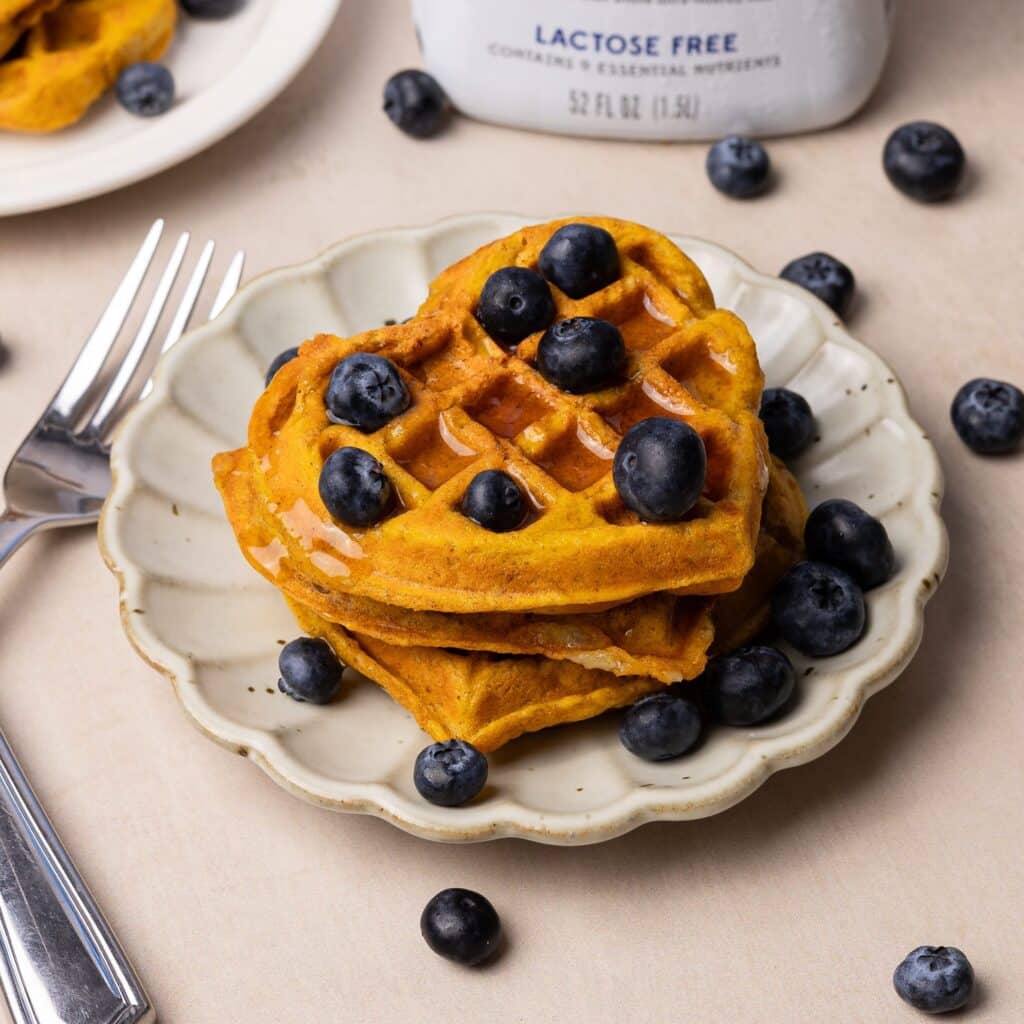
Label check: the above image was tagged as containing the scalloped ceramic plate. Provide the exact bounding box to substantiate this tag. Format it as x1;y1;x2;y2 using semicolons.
0;0;341;216
100;214;947;845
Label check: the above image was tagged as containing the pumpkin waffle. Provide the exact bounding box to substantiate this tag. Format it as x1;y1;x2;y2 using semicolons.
0;0;61;58
214;217;770;614
0;0;176;133
286;460;804;751
250;458;802;684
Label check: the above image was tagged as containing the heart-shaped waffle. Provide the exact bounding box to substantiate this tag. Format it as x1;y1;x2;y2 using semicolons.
287;459;804;751
0;0;176;133
214;218;770;614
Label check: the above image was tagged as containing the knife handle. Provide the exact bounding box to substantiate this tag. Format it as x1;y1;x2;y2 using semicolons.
0;727;154;1024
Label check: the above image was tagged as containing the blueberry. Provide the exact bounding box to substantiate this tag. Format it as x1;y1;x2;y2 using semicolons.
115;63;175;118
951;377;1024;454
180;0;245;16
421;889;501;966
538;223;620;299
325;353;410;433
613;418;706;523
759;387;815;459
475;267;555;348
704;646;795;726
277;637;343;704
805;499;896;590
319;447;393;528
383;69;450;139
779;253;855;318
772;561;866;657
619;692;703;761
893;946;974;1014
884;122;966;203
460;470;527;533
265;347;298;387
705;135;771;199
413;739;488;806
536;317;626;394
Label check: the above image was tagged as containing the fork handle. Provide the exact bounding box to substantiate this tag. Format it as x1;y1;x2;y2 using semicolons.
0;726;154;1024
0;512;45;571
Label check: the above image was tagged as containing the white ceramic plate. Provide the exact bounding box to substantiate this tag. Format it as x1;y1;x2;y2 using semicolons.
100;214;947;845
0;0;341;216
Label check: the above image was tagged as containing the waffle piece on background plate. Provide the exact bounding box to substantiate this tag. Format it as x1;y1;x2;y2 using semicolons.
0;0;62;58
213;217;770;616
0;0;176;132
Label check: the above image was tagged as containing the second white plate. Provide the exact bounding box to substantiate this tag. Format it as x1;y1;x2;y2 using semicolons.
100;213;947;845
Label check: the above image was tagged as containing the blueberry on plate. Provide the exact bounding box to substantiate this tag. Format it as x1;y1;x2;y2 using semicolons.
383;69;451;139
619;692;703;761
460;470;527;533
705;135;771;199
278;637;343;704
265;346;299;387
759;387;815;459
180;0;245;16
704;646;795;726
893;946;974;1014
413;739;488;806
476;267;555;348
613;418;707;523
538;223;620;299
884;122;966;203
536;317;626;394
951;377;1024;454
779;252;855;318
319;447;393;528
805;499;895;590
326;353;410;432
421;888;502;966
772;561;866;657
115;63;175;118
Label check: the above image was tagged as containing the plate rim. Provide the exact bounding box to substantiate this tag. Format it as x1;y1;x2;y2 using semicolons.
99;211;949;845
0;0;343;217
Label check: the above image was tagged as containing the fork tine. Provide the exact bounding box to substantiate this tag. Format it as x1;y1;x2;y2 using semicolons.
138;239;215;400
208;251;245;320
48;219;165;426
85;232;190;438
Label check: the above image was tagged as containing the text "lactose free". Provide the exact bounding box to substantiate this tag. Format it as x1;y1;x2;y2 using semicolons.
534;25;739;57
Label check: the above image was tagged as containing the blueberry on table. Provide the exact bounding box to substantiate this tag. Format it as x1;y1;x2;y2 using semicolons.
951;377;1024;454
116;63;175;118
319;447;393;528
476;267;555;347
704;646;795;726
181;0;245;16
619;692;703;761
413;739;488;806
772;561;866;657
779;252;855;318
538;223;620;298
759;387;815;459
805;499;895;590
265;346;298;387
536;317;626;394
705;135;771;199
893;946;974;1014
460;470;527;533
326;353;410;433
884;122;966;202
421;889;502;966
383;69;451;139
613;418;707;523
278;637;343;704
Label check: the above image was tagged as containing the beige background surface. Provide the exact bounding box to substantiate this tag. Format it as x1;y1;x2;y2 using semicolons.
1;0;1022;1020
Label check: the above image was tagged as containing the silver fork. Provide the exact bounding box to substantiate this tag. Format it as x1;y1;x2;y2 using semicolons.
0;221;244;1024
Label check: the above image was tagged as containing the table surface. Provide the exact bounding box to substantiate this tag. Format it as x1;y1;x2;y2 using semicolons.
1;0;1022;1020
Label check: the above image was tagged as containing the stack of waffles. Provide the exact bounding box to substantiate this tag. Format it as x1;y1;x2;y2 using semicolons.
214;218;807;751
0;0;176;132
